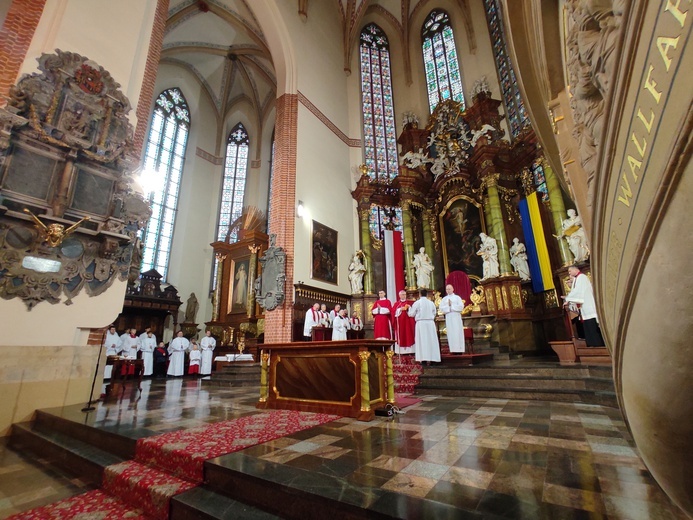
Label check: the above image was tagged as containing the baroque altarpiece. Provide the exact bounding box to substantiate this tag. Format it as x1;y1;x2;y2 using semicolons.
351;87;582;353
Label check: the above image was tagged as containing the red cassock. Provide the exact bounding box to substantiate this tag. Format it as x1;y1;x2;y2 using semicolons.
371;298;393;339
392;299;416;348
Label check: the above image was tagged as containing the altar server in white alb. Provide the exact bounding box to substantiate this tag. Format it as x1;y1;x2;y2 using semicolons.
563;265;605;347
331;309;351;341
200;330;216;375
408;289;441;364
118;328;139;359
103;325;120;379
138;329;156;376
139;327;156;350
303;302;321;340
440;284;465;353
167;330;190;376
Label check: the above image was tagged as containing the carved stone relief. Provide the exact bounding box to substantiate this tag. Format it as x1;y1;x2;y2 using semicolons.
0;50;150;309
254;234;286;311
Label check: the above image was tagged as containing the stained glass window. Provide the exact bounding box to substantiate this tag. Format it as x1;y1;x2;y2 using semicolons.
360;24;399;181
217;123;249;243
483;0;530;138
369;205;403;241
422;10;465;113
140;88;190;281
531;162;549;202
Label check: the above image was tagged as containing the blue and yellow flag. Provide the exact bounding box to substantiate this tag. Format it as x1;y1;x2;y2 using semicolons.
518;192;555;293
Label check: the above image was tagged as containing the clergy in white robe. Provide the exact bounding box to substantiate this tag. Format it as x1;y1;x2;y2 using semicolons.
408;290;441;363
139;328;156;349
564;265;605;347
167;331;189;376
440;284;465;353
200;330;216;375
304;303;321;339
103;326;120;379
138;331;156;376
331;311;350;340
118;329;139;359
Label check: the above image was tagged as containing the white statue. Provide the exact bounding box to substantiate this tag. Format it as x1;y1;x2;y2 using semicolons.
412;247;434;289
348;251;367;294
509;238;531;281
477;233;500;280
562;209;590;262
402;150;432;170
470;124;496;147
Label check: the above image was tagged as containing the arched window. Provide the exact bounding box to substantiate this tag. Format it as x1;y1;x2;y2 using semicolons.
360;24;398;182
369;205;403;242
483;0;530;137
217;122;249;243
422;10;465;113
141;88;190;281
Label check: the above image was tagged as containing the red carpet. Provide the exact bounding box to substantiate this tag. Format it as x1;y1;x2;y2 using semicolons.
7;489;148;519
136;409;339;483
395;393;423;409
9;409;339;519
393;354;422;394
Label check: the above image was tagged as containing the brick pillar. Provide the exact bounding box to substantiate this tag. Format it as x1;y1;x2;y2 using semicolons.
0;0;47;100
264;93;298;343
132;0;169;159
87;327;108;347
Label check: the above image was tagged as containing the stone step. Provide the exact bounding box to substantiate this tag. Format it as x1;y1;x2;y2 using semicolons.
415;385;618;407
171;485;282;520
423;366;593;378
416;375;588;390
32;408;137;460
203;452;478;520
9;422;124;486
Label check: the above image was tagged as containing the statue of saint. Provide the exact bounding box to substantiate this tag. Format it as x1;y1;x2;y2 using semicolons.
412;247;434;289
184;292;199;323
509;238;531;281
561;209;590;262
477;233;500;280
348;251;367;294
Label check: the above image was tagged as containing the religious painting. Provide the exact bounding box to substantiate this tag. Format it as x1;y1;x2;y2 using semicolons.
228;258;250;313
311;220;338;284
439;196;485;279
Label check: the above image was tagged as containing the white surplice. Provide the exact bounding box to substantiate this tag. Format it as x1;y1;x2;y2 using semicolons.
408;297;441;362
440;294;465;353
103;330;121;378
331;316;350;340
304;308;320;338
118;333;139;359
167;336;189;376
200;335;216;375
138;334;156;376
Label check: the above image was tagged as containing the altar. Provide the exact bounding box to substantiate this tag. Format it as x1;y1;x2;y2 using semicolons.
256;340;394;421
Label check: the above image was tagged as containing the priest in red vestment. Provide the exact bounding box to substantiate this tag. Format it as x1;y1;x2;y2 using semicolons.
371;290;393;339
393;290;416;354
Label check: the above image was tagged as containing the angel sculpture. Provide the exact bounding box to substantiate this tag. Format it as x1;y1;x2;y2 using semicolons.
24;209;90;247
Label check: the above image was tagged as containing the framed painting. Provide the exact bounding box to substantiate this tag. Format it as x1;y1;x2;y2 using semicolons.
227;257;250;313
439;196;485;279
311;220;338;284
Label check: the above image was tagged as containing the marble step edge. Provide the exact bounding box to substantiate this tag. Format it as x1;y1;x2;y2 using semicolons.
170;485;282;520
33;409;137;460
9;422;124;486
417;373;603;381
415;378;588;390
421;368;595;377
415;385;618;406
202;452;481;520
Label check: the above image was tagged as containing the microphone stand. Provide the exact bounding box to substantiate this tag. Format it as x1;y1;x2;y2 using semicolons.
82;328;107;412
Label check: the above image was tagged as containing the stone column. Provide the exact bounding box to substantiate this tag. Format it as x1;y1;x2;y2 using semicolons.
358;208;375;295
212;253;225;321
485;175;512;275
247;244;261;318
540;158;573;265
422;210;436;288
483;195;493;232
401;202;416;289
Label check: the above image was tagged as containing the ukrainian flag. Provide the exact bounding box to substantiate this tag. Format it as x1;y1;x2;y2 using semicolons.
518;192;554;293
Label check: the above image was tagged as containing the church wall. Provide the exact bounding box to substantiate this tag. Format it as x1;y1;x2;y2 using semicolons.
0;1;159;436
153;63;221;327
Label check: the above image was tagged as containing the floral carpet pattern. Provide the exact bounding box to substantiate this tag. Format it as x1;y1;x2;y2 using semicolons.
8;409;339;520
392;354;422;394
6;489;148;519
136;409;340;483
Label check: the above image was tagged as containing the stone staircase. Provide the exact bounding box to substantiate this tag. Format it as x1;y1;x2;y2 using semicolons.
416;363;617;407
201;363;261;387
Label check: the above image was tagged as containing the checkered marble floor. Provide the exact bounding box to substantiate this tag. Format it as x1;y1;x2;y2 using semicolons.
0;378;688;519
